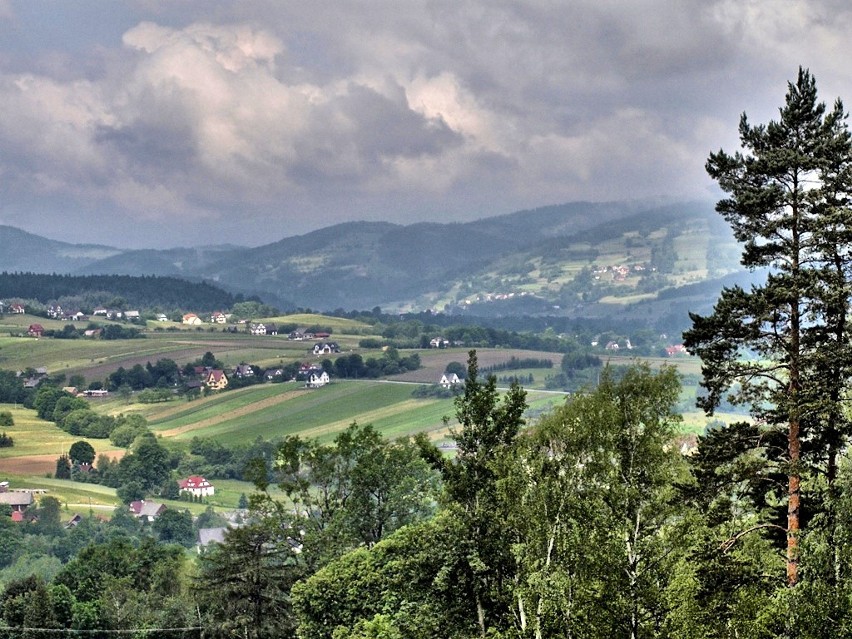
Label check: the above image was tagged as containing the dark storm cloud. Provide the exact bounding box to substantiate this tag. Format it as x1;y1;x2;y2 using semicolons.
0;0;850;247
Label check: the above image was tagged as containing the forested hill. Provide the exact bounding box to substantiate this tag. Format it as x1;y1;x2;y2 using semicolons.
0;273;237;311
0;200;743;314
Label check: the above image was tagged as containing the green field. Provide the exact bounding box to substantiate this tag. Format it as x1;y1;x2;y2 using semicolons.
0;314;733;522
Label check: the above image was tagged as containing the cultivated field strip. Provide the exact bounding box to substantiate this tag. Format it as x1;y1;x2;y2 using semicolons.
157;389;309;437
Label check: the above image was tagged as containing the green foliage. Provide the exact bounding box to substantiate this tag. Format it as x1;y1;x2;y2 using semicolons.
153;509;195;547
137;387;174;403
503;364;686;638
195;520;302;639
0;431;12;448
0;272;237;311
273;422;440;568
410;384;458;399
0;370;29;405
436;350;527;637
111;433;171;493
292;513;475;639
0;411;13;427
68;440;96;465
100;324;144;340
684;68;852;587
34;386;73;421
54;454;71;479
229;300;279;319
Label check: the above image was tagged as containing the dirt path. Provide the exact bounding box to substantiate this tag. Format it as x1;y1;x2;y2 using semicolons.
158;389;308;437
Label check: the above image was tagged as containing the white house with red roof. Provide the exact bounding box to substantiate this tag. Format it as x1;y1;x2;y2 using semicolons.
179;475;215;497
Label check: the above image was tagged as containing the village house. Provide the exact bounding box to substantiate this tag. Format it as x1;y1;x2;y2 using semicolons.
250;323;267;335
665;344;688;357
204;369;229;391
306;371;330;388
182;313;203;325
129;500;166;522
27;324;44;338
234;364;255;378
440;373;461;389
210;311;228;324
178;475;215;498
312;342;340;355
265;368;286;381
430;337;450;348
156;313;169;322
0;483;34;513
10;303;25;314
297;363;324;380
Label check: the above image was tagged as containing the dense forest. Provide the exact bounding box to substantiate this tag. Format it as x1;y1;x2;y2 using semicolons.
0;273;237;312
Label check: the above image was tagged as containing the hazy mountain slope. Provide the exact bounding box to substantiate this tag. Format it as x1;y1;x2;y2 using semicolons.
0;225;122;273
1;200;738;313
74;245;246;278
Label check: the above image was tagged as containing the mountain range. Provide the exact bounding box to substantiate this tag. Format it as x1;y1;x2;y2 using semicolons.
0;200;744;315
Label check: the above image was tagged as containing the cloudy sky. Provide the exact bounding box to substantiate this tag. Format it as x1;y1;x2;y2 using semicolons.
1;1;850;248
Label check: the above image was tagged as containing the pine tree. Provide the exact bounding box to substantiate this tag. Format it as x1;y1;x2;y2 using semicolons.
684;68;852;587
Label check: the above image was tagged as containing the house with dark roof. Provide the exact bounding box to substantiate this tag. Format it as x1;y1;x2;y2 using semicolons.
197;527;229;552
306;371;330;388
0;490;34;512
312;342;340;355
129;500;166;521
234;364;255;378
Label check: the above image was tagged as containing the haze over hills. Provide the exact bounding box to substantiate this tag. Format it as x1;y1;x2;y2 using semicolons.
0;200;744;315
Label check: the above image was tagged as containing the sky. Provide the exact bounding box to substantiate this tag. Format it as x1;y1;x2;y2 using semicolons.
1;1;851;249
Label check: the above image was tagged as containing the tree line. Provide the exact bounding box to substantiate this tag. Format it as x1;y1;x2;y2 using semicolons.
0;272;237;312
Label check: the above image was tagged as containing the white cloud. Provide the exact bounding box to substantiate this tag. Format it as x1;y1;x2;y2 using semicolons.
0;1;850;246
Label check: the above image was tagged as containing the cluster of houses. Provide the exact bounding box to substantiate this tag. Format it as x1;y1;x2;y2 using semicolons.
186;360;334;392
298;363;330;388
0;301;26;315
0;300;144;329
2;476;237;549
459;292;535;307
593;263;650;282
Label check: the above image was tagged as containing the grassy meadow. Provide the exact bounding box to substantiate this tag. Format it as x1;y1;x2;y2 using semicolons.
0;312;736;519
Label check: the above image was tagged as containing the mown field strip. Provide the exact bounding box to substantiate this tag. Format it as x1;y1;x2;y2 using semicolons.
280;397;448;442
157;389;309;437
167;382;418;444
147;383;299;426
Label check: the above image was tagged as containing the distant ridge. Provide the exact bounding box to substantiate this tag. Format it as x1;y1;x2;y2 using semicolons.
0;200;737;313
